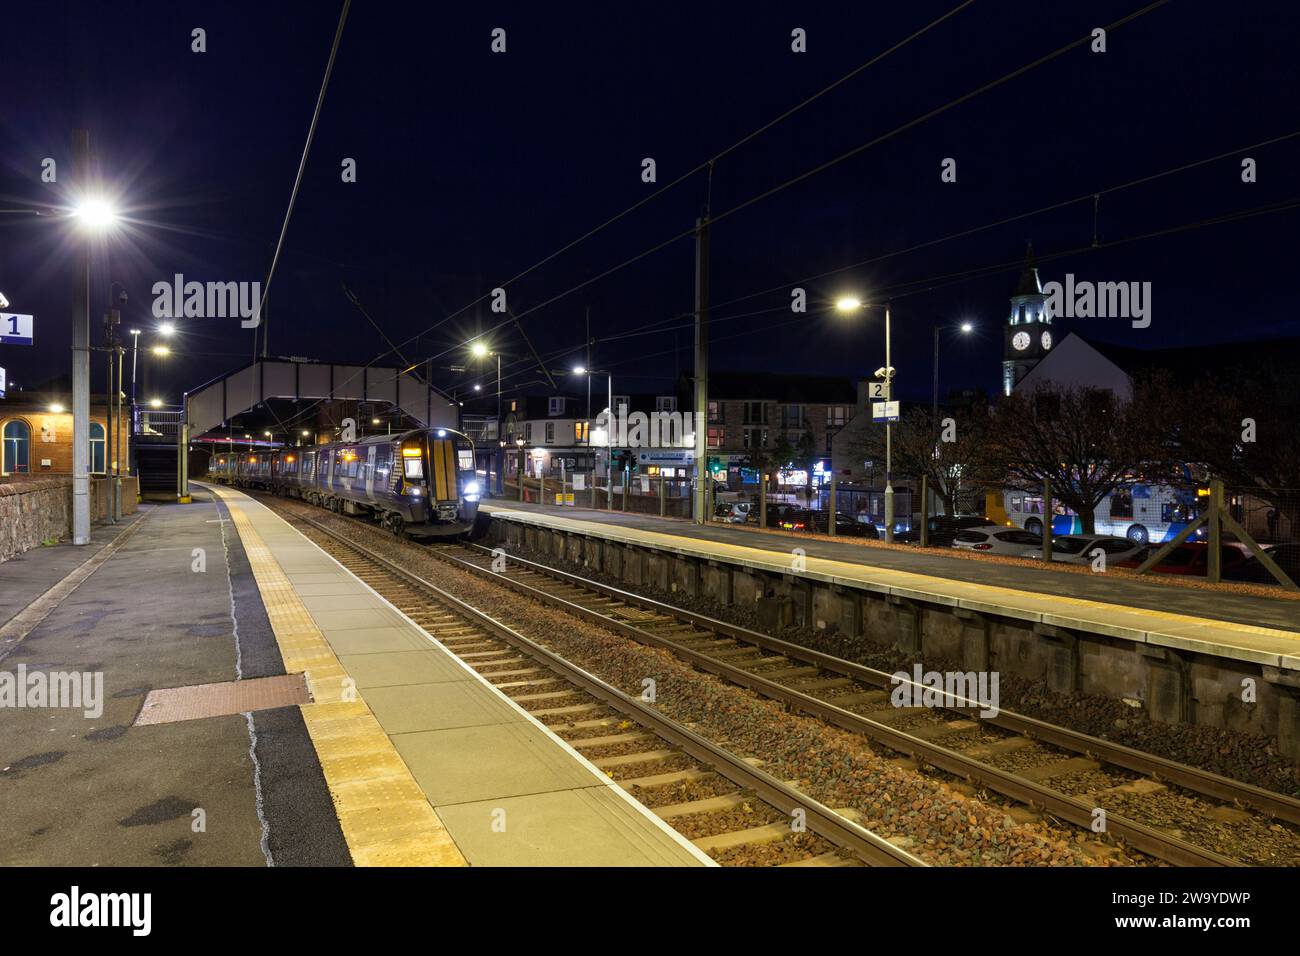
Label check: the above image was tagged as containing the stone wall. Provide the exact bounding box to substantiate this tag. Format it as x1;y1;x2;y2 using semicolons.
486;516;1300;759
0;477;139;562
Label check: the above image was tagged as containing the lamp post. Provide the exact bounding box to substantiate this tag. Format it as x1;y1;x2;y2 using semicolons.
932;321;974;433
572;366;613;509
837;296;896;542
69;137;119;544
472;341;504;494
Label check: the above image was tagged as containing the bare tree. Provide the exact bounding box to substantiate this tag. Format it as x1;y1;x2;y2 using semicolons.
989;381;1167;534
1160;359;1300;532
891;403;1000;516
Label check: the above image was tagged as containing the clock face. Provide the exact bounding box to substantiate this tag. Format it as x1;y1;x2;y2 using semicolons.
1041;331;1052;350
1012;331;1031;351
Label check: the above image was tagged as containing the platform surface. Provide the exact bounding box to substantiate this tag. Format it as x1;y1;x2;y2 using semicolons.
482;501;1300;672
210;485;710;867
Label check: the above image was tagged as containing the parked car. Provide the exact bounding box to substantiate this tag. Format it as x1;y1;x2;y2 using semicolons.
1022;534;1144;565
714;501;751;523
1115;542;1250;576
750;502;806;528
810;511;880;538
776;508;813;532
896;515;991;547
1225;542;1300;584
950;525;1044;556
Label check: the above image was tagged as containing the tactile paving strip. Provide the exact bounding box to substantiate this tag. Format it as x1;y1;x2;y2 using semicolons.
211;487;467;867
134;673;310;726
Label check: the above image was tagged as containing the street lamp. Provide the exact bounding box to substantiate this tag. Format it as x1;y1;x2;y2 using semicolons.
471;343;503;494
159;322;176;336
151;344;170;355
69;185;120;544
571;365;613;509
837;296;897;541
72;198;119;231
932;320;976;431
149;398;163;408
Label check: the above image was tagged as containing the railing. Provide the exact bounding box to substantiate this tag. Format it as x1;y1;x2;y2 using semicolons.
133;405;184;440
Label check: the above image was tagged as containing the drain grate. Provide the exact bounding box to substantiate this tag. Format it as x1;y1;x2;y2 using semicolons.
133;673;311;726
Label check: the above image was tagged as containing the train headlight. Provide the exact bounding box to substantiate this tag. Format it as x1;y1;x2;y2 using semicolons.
409;487;420;497
464;481;480;500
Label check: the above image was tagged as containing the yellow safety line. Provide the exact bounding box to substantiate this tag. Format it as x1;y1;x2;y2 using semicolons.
484;506;1300;654
214;487;466;867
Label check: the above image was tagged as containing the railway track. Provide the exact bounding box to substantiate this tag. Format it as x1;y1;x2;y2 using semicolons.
282;510;924;868
421;538;1300;868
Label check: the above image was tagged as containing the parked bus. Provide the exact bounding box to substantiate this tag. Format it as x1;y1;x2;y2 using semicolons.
986;481;1205;545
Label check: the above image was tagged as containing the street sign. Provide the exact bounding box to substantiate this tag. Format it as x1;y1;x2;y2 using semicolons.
868;381;887;399
1;313;34;345
872;400;900;423
637;449;694;466
572;473;585;490
554;492;574;505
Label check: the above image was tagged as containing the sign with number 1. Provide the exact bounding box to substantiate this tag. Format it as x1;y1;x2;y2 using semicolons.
1;313;34;345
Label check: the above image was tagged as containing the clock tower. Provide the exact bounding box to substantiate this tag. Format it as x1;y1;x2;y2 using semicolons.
1002;244;1054;395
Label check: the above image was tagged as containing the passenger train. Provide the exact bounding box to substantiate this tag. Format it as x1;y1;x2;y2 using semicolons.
206;427;482;538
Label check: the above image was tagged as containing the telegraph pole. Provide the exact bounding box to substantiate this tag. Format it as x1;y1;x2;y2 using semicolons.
72;130;92;545
693;215;710;524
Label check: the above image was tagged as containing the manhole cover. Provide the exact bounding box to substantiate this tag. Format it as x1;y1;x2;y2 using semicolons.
134;673;311;726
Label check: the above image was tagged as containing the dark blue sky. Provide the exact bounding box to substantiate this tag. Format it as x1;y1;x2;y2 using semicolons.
3;0;1298;413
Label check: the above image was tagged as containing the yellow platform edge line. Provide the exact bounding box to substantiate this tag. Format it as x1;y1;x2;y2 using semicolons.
213;486;467;867
484;505;1300;656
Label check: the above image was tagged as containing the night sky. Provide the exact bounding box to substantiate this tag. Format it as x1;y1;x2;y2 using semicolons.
3;0;1298;415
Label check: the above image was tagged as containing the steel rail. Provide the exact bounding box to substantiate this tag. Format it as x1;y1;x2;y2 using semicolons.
432;541;1249;867
457;540;1300;826
291;513;925;868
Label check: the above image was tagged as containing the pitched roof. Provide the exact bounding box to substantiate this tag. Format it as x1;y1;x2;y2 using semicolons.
1080;334;1300;381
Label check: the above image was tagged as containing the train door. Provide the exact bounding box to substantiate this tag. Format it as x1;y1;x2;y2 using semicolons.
365;445;377;500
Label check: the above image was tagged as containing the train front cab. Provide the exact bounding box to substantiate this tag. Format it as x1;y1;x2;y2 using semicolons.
404;430;480;538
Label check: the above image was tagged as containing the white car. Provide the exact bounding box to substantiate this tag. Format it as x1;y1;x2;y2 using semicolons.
1023;534;1144;566
950;525;1044;556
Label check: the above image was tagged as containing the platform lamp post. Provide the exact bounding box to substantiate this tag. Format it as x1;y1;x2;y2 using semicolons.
930;320;974;524
837;296;896;542
572;366;612;509
69;157;120;543
471;341;504;495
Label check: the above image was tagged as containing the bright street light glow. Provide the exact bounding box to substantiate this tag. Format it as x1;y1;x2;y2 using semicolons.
159;322;176;335
572;365;586;375
302;430;310;436
72;198;118;230
128;328;141;335
49;403;65;413
473;384;482;391
835;296;862;312
152;345;170;355
960;321;974;333
471;342;489;358
149;398;163;408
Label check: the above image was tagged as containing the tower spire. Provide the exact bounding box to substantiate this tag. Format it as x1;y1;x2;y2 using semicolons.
1014;242;1041;296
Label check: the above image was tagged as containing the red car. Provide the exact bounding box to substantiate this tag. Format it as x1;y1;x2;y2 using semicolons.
1116;542;1249;576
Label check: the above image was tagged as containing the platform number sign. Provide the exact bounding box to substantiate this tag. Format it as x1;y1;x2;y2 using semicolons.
1;313;34;345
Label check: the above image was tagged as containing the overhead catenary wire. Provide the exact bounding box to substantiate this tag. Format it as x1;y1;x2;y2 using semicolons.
406;0;1175;374
233;1;984;433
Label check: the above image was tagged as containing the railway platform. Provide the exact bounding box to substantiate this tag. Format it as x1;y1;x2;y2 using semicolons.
479;501;1300;757
0;486;709;867
481;501;1300;665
